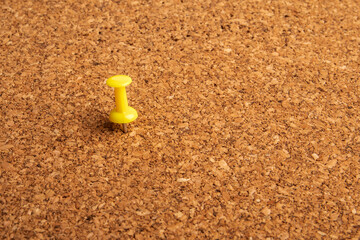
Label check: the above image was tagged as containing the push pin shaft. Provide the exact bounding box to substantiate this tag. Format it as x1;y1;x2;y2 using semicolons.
106;75;138;133
114;87;128;113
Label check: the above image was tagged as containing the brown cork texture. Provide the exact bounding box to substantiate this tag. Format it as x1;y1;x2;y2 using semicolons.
1;0;360;239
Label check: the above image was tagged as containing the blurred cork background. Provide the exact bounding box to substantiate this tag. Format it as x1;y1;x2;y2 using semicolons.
1;0;360;239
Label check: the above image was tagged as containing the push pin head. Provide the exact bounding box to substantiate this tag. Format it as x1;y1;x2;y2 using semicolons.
106;75;138;132
106;75;132;88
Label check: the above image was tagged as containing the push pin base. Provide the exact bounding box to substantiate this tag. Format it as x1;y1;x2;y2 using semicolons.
109;107;138;124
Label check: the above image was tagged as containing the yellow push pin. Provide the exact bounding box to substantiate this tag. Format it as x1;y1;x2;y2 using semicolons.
106;75;138;133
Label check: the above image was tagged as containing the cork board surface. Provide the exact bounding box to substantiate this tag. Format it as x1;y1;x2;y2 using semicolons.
1;0;360;239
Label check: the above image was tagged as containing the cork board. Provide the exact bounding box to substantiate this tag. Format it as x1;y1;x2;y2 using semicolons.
1;0;360;239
